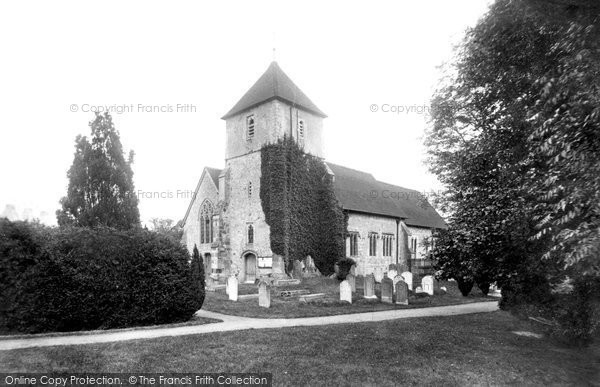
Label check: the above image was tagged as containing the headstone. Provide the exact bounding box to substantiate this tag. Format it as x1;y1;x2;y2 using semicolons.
363;274;377;299
227;276;238;301
303;255;320;277
258;280;271;308
340;280;352;303
401;272;413;291
381;276;394;303
374;267;384;283
440;286;447;292
422;275;434;296
350;265;357;276
293;260;303;279
395;280;409;305
346;273;356;292
392;275;404;292
415;286;423;293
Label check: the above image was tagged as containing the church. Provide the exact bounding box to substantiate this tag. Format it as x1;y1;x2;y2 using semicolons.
181;61;446;284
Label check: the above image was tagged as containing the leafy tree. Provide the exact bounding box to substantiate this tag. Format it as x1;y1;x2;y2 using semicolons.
150;218;183;242
427;0;599;339
57;112;140;229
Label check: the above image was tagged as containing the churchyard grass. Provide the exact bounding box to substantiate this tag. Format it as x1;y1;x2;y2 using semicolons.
203;276;495;318
1;311;597;385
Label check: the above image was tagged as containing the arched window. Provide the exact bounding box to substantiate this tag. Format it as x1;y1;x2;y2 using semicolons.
247;224;254;244
246;115;255;140
199;200;214;244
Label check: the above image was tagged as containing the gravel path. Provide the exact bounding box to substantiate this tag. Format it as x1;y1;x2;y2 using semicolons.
0;301;498;351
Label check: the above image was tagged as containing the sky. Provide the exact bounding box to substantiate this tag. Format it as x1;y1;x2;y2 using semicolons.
0;0;491;226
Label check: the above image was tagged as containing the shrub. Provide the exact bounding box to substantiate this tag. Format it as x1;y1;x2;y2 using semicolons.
456;278;474;297
0;220;203;333
335;257;356;280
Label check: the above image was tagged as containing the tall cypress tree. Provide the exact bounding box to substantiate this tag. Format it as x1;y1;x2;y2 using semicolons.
57;112;140;229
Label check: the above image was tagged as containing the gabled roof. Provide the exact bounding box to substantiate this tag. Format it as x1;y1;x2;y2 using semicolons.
205;167;221;187
182;167;222;226
326;162;447;229
221;61;327;119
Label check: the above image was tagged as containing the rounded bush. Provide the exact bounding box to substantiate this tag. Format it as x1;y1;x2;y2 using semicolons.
1;221;203;333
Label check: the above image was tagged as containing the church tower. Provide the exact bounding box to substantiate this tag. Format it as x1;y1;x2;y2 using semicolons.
218;61;327;282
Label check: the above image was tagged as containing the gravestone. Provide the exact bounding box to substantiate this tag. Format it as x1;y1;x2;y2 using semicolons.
350;264;357;276
392;275;404;293
395;280;409;305
258;280;271;308
415;286;423;293
364;274;377;299
401;272;413;291
422;275;434;296
293;260;303;279
227;276;238;301
381;276;394;303
340;280;352;303
303;255;320;277
346;273;356;292
374;267;384;283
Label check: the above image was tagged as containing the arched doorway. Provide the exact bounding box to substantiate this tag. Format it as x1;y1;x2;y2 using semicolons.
244;252;257;283
204;253;212;280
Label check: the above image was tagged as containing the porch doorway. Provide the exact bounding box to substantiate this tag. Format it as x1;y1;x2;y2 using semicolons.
244;253;257;283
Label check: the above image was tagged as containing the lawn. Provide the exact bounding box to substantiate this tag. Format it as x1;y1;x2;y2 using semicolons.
203;276;496;318
1;311;597;385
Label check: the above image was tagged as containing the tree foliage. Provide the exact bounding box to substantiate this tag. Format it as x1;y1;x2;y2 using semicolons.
57;112;140;229
260;136;347;275
427;0;600;339
0;219;202;333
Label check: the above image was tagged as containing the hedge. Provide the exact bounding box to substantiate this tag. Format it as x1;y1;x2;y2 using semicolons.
0;219;204;333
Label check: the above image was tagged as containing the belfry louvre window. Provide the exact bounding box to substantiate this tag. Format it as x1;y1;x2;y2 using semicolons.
348;232;359;256
298;119;305;138
383;234;394;257
369;233;378;256
246;115;255;140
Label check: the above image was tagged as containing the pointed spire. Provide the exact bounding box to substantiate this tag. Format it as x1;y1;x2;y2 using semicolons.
222;62;326;120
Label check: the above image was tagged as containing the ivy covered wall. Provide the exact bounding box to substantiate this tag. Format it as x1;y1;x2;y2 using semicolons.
260;136;347;275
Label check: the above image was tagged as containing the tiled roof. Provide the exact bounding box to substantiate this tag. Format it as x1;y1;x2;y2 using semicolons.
221;61;326;119
326;162;447;229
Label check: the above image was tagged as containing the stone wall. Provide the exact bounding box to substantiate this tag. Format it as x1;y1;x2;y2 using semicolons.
224;100;324;160
221;151;281;281
182;169;220;269
346;213;398;276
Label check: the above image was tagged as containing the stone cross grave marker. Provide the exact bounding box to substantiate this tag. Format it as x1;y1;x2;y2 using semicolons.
395;280;409;305
340;280;352;303
346;273;356;292
422;275;434;296
364;273;377;299
381;276;394;303
258;280;271;308
227;275;238;302
401;272;413;291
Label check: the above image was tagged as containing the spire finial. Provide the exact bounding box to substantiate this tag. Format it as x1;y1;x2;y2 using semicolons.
272;32;277;62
